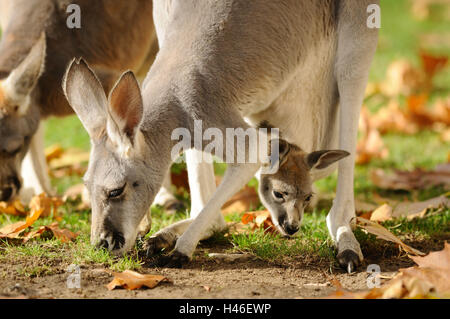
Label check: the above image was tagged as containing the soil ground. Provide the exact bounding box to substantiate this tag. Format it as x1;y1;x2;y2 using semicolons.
0;239;445;299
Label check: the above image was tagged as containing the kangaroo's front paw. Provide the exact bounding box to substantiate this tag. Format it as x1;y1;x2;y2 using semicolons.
144;232;177;257
337;249;361;273
336;226;363;273
156;250;190;268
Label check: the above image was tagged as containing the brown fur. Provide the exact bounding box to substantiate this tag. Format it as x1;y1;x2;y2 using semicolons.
0;83;5;109
0;0;158;202
0;0;158;117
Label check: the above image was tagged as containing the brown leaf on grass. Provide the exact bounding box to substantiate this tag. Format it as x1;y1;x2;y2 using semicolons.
22;226;50;242
0;208;43;238
370;164;450;191
222;185;260;215
410;242;450;270
380;242;450;298
441;128;450;142
379;60;424;97
367;94;449;137
47;148;90;170
49;166;86;179
356;129;389;164
357;194;449;221
106;270;169;290
411;0;431;20
355;199;378;216
420;51;448;80
389;195;448;221
45;222;79;243
403;94;450;129
241;210;277;234
369;204;393;222
406;94;434;128
370;100;419;135
45;144;64;163
433;97;450;126
20;222;78;243
355;217;425;256
325;243;450;299
0;200;27;216
29;193;64;219
356;107;389;165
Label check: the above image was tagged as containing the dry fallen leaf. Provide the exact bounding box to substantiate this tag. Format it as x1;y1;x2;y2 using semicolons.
355;217;425;256
0;208;43;239
441;128;450;142
420;51;448;82
45;222;79;243
0;200;27;216
371;100;419;135
367;195;449;222
370;164;450;191
106;270;169;290
369;204;393;222
379;60;424;97
356;107;389;165
45;144;64;163
48;149;90;170
241;209;277;234
29;193;64;219
382;242;450;298
325;243;450;299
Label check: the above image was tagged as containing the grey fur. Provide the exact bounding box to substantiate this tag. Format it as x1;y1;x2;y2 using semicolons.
66;0;378;271
0;0;157;201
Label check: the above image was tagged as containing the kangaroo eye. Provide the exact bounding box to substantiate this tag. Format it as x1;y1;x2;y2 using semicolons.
305;194;312;202
273;191;284;199
108;184;126;198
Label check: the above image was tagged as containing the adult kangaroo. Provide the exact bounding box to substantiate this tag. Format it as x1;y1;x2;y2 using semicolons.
63;0;379;272
0;0;163;205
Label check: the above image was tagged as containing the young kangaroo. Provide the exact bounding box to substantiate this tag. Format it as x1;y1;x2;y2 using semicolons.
257;124;349;237
63;0;378;272
0;0;164;205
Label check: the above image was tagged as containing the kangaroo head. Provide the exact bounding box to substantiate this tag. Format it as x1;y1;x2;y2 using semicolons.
259;139;349;237
0;33;45;201
63;58;158;254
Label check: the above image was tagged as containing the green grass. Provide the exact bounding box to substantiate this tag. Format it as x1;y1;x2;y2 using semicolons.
0;0;449;273
229;210;336;262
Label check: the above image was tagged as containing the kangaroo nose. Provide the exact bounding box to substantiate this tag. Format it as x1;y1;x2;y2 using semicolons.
0;187;13;201
285;224;299;235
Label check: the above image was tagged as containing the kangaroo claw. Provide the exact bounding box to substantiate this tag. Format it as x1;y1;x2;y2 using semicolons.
337;249;360;273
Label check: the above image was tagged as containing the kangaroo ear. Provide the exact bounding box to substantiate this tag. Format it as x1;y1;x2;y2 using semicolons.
106;71;143;149
306;150;350;170
63;58;108;139
4;32;46;98
266;138;291;169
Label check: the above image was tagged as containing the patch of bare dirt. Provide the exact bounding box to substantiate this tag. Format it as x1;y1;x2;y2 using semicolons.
0;238;446;299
